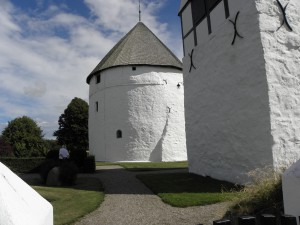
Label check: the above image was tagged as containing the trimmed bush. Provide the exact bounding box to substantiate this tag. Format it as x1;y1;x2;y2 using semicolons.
83;155;96;173
70;149;87;170
46;149;59;160
39;159;60;183
0;157;45;173
59;161;79;186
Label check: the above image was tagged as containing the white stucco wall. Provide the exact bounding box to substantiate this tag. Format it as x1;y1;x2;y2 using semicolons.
283;159;300;225
89;66;187;162
181;0;300;183
210;2;226;33
182;2;193;37
182;0;249;57
257;0;300;170
183;0;274;184
0;162;53;225
179;0;188;12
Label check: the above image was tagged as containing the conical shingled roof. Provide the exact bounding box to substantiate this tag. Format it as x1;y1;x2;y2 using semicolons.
86;22;182;84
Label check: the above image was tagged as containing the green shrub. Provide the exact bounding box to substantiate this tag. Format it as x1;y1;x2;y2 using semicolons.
46;149;59;160
228;167;283;216
2;116;47;157
83;155;96;173
70;149;87;170
59;161;79;186
39;159;60;183
0;137;14;157
0;157;45;173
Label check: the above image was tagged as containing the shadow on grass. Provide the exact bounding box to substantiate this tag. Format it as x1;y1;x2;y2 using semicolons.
22;173;104;192
136;172;242;207
125;168;189;172
136;172;239;194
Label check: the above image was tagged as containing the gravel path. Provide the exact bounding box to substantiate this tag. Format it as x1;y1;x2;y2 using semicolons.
74;166;230;225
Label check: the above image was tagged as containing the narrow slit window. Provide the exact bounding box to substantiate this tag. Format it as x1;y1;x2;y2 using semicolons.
96;74;101;84
132;66;136;71
116;130;122;138
95;101;98;112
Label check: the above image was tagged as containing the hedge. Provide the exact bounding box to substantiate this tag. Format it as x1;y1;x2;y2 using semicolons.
0;157;45;173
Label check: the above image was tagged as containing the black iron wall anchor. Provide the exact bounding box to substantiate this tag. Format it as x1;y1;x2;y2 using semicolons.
177;82;183;88
166;106;171;113
189;49;196;73
229;11;244;45
276;0;293;31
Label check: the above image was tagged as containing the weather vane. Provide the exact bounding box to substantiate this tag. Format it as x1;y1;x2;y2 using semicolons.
139;0;141;22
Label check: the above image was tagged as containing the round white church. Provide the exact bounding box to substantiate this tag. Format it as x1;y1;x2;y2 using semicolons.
87;22;187;162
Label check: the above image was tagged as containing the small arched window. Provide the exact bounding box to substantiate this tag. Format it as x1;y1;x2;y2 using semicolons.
116;130;122;139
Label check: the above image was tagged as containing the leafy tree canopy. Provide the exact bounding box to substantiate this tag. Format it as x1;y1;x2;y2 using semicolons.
53;97;88;152
2;116;46;157
0;136;14;157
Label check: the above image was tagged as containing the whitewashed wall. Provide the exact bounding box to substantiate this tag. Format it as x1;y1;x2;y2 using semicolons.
283;159;300;225
257;0;300;170
181;0;300;183
89;66;187;162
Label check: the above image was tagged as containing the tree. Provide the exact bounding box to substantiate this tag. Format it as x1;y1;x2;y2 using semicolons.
0;136;14;157
2;116;46;157
53;97;88;152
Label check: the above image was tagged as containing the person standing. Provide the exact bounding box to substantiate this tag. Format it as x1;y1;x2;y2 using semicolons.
59;145;69;160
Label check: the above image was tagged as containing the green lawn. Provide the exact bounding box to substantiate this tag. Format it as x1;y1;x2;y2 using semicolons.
33;177;104;225
137;172;239;207
96;162;119;166
96;161;188;171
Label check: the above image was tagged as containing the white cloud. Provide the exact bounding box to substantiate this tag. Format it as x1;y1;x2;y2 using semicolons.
0;0;181;139
24;81;47;98
83;0;170;42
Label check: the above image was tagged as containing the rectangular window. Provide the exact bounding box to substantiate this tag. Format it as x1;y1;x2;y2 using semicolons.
180;0;229;55
207;0;222;11
191;0;206;24
96;74;101;84
95;101;98;112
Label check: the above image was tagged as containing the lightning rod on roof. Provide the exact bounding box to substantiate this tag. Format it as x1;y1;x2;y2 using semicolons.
139;0;141;22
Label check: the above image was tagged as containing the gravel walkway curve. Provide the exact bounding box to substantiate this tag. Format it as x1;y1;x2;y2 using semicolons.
74;166;230;225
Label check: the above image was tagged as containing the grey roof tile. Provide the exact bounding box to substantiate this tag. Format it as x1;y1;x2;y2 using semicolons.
86;22;182;84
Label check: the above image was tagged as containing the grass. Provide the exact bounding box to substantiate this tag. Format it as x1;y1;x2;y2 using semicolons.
33;177;104;225
119;161;188;170
95;162;119;166
96;161;188;171
227;167;283;216
136;172;239;207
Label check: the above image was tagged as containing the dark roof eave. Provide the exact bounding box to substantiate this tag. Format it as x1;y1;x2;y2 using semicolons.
86;64;183;84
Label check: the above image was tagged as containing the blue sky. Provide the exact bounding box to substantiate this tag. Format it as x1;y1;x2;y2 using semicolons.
0;0;183;139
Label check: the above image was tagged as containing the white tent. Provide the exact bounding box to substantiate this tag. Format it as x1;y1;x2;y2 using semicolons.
0;162;53;225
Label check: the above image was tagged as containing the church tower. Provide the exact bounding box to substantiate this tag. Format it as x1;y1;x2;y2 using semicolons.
179;0;300;183
87;22;187;162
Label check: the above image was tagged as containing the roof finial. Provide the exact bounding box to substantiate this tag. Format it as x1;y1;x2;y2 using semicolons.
139;0;141;22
